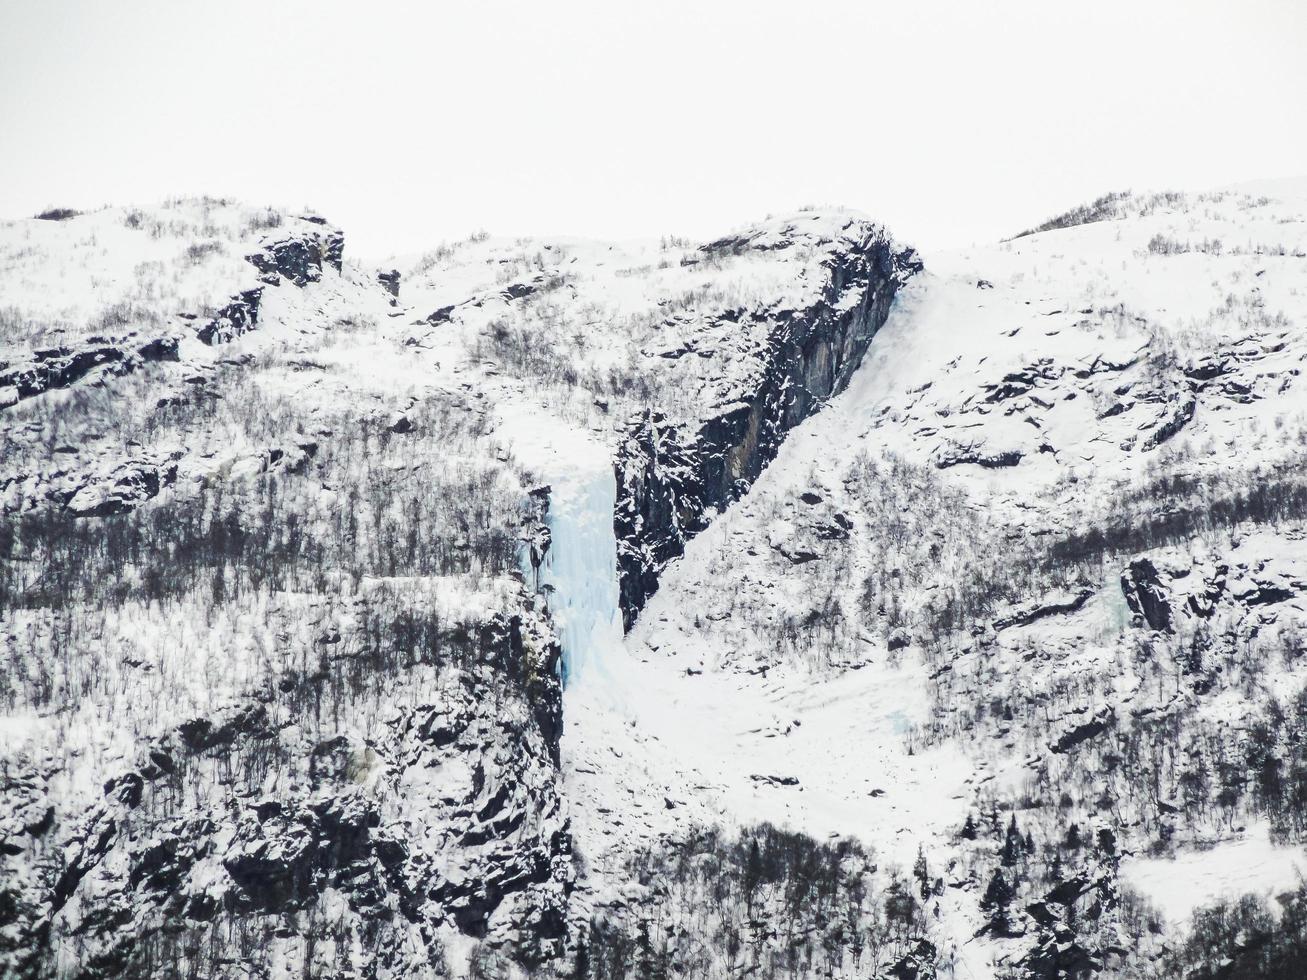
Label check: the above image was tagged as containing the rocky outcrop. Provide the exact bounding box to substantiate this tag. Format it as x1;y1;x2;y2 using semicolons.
65;454;183;517
378;269;401;304
1050;708;1115;754
196;288;263;345
613;231;921;628
1020;869;1117;979
0;335;179;410
992;588;1095;632
934;444;1024;469
245;224;345;286
199;223;345;345
887;938;938;980
1121;558;1172;631
1;595;570;977
1140;393;1196;450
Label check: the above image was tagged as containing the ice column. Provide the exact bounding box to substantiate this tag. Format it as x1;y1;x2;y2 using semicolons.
537;463;624;687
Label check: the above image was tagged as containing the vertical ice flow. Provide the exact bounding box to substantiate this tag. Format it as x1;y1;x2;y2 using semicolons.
538;462;624;687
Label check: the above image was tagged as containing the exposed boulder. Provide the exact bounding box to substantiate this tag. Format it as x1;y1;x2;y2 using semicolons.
1238;582;1298;606
196;288;263;345
749;774;801;787
426;304;458;325
934;442;1024;469
982;360;1061;403
1050;708;1115;754
1022;927;1100;980
1121;558;1172;630
501;281;538;301
887;938;938;979
887;628;912;651
378;268;401;303
773;541;821;564
1184;355;1231;382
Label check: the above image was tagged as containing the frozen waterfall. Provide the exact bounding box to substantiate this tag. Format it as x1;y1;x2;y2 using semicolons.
497;406;625;689
538;462;624;686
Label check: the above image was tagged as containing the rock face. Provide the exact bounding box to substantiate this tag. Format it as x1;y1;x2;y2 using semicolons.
992;588;1095;632
196;287;263;345
1121;558;1172;631
200;223;346;345
1050;708;1115;754
378;269;401;304
64;454;183;516
613;231;920;628
0;336;179;410
0;599;569;978
245;224;345;286
21;188;1307;978
2;199;593;979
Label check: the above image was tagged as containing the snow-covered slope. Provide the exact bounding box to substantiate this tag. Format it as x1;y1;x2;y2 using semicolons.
4;184;1307;979
1;201;574;976
0;201;917;977
564;184;1307;979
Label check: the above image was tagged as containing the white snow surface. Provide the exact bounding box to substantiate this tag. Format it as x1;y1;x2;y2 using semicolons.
1122;825;1307;924
556;180;1307;974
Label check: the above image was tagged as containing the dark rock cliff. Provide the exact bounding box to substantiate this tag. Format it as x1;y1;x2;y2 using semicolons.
244;223;345;288
613;231;921;629
0;336;179;411
199;223;346;345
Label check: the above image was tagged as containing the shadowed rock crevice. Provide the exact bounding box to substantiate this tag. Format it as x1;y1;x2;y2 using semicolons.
613;231;920;629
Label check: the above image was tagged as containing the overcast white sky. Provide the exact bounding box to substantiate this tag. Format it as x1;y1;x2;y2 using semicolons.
2;1;1304;259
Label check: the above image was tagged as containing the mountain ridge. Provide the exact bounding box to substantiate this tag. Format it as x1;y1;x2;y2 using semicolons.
3;184;1307;978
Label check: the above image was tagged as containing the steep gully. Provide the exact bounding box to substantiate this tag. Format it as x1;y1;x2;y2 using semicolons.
538;235;921;683
518;231;925;964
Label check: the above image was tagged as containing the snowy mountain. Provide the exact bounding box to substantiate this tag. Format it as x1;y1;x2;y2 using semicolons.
2;185;1307;979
